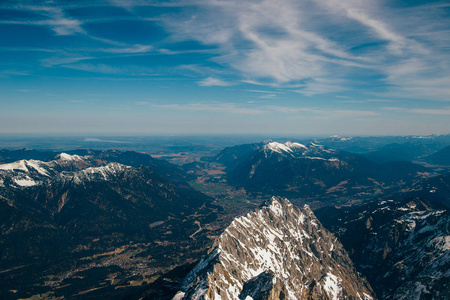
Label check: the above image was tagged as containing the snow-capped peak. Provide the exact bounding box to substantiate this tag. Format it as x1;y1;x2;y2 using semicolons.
0;160;29;172
263;141;307;154
329;135;352;141
56;153;85;161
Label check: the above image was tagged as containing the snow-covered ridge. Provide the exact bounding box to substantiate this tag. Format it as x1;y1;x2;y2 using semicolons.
330;135;352;141
262;141;337;161
59;163;131;184
263;141;307;154
0;159;50;177
0;155;128;188
56;153;86;161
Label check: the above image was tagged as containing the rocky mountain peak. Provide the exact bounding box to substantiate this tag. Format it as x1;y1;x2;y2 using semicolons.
176;196;374;300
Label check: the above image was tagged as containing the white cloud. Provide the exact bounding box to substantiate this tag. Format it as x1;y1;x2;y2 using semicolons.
63;63;155;75
258;94;277;99
159;0;450;99
162;0;366;92
41;56;93;67
7;5;85;35
197;77;233;87
3;0;450;102
246;89;281;94
102;44;153;54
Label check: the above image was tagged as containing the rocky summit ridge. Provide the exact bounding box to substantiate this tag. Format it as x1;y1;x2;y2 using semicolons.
175;196;374;300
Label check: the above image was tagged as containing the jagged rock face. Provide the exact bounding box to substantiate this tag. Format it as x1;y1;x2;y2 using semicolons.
177;197;374;300
316;197;450;300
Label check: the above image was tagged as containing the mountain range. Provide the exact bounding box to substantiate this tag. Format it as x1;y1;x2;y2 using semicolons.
316;184;450;299
0;150;219;299
1;139;449;299
212;141;433;205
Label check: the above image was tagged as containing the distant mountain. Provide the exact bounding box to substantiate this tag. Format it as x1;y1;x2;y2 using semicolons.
206;142;263;170
424;146;450;166
0;151;219;299
361;142;434;163
316;134;450;154
316;195;450;300
0;148;56;164
0;148;193;183
213;141;432;204
175;197;374;300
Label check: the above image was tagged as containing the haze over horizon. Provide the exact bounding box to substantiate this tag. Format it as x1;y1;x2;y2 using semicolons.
1;0;449;136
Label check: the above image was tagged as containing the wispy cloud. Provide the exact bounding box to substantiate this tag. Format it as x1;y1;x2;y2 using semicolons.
335;100;365;103
158;0;450;99
197;77;233;87
63;63;156;75
382;106;450;115
3;5;85;35
136;101;151;105
162;0;367;92
315;0;410;55
246;89;280;94
258;94;277;99
331;109;379;117
154;102;265;115
336;99;394;103
101;44;153;54
408;108;450;115
366;99;394;102
264;106;312;114
2;0;450;105
153;102;381;118
41;56;93;67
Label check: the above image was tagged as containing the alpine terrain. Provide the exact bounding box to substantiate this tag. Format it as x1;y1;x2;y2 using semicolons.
213;141;431;205
316;190;450;299
175;196;374;300
0;150;220;299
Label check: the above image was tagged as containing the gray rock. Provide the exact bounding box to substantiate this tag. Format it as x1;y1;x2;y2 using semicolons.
178;196;375;300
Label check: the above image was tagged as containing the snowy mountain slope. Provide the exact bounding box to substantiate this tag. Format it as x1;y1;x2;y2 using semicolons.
316;197;450;300
0;153;102;188
0;148;193;185
177;197;374;300
263;141;336;159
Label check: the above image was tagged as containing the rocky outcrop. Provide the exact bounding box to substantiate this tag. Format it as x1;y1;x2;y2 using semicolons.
176;197;374;300
316;197;450;300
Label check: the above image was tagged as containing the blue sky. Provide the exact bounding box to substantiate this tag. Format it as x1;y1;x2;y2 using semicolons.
0;0;449;136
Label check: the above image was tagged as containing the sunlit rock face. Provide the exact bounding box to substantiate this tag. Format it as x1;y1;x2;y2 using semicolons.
177;196;374;300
